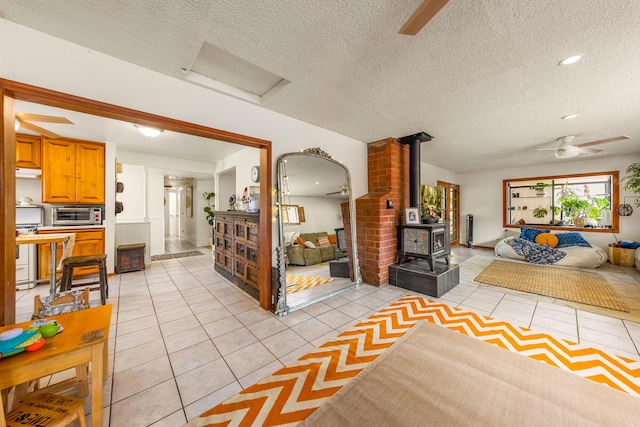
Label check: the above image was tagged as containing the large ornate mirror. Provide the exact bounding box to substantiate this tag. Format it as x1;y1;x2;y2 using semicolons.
275;149;361;315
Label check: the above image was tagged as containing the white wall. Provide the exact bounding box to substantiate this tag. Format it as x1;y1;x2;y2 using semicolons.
115;164;145;222
422;162;460;187
1;20;368;273
282;196;345;235
459;155;640;251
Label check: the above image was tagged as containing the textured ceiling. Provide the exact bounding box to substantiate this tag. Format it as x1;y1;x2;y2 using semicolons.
2;0;640;172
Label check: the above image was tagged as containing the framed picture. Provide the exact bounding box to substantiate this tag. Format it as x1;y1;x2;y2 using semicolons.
186;185;193;218
405;207;419;224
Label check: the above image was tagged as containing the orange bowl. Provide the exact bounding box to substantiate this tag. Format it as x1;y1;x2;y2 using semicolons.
25;337;45;352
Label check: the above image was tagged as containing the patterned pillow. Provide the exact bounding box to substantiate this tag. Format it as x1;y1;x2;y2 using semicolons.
519;226;550;242
317;236;330;247
534;233;559;248
556;232;592;248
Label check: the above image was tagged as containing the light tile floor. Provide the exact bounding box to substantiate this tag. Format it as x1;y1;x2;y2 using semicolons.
12;245;640;426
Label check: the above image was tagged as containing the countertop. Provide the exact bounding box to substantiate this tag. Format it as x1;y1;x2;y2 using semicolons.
38;225;105;231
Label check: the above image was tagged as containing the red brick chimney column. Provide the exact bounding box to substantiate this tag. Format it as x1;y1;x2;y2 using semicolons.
354;138;409;286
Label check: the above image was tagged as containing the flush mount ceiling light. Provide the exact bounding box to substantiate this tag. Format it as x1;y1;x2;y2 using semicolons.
561;113;578;120
558;54;583;66
135;124;163;138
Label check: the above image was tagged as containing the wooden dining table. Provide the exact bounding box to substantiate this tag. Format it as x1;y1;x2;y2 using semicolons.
15;232;75;296
0;304;112;427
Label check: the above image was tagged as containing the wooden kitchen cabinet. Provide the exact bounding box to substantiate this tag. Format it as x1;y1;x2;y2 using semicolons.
38;228;105;280
15;133;42;169
42;138;105;204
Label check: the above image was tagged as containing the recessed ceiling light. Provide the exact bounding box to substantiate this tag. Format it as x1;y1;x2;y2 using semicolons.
561;114;578;120
558;54;583;66
315;181;320;185
134;124;163;138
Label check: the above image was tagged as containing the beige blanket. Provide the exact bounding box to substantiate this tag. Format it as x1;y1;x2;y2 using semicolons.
301;321;640;426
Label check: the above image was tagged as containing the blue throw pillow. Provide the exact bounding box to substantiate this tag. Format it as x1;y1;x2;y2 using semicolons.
556;232;592;248
519;227;550;242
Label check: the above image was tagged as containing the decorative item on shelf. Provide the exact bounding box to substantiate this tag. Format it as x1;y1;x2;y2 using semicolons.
228;194;237;211
115;182;124;193
115;201;124;214
202;192;215;225
522;205;528;210
240;187;250;211
529;182;551;196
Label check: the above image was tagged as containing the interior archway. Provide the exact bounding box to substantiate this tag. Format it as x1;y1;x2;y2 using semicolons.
1;78;273;325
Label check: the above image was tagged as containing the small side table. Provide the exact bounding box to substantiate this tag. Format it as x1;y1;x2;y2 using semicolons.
608;245;636;267
116;244;146;273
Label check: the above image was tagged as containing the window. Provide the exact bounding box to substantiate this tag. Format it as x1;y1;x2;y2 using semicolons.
503;171;619;233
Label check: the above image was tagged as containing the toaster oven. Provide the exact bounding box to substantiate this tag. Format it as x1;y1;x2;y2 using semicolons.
51;207;102;226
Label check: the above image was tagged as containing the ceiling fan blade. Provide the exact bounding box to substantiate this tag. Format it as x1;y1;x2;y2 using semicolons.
575;135;630;148
16;113;74;124
18;121;62;139
326;191;341;195
577;147;602;154
399;0;449;35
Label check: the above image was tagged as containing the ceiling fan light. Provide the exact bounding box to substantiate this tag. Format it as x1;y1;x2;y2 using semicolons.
558;54;583;66
555;149;580;159
135;124;163;138
14;118;20;131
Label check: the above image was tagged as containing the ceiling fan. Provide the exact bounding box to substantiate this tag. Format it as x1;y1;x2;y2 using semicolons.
537;135;630;159
326;185;349;196
399;0;449;35
15;113;74;139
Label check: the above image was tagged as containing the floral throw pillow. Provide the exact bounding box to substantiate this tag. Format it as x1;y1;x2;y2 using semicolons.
317;236;330;247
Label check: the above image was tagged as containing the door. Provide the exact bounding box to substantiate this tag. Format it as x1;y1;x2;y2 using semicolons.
76;142;105;203
42;138;76;203
438;180;460;247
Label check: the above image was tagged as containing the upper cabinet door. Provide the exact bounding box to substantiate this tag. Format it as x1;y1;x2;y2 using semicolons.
42;138;76;204
76;142;105;204
42;138;105;204
15;133;42;169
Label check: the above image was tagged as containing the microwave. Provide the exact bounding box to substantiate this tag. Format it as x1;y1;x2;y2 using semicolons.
52;207;102;226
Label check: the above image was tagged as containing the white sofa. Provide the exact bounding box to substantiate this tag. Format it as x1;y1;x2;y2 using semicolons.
495;236;607;268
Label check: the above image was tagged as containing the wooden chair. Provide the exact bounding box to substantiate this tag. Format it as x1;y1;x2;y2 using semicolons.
60;254;108;305
14;288;91;410
6;392;86;427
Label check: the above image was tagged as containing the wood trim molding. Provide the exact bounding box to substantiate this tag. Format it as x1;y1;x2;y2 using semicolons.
0;79;274;325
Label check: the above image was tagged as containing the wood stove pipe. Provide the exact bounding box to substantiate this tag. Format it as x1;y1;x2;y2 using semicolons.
399;132;433;208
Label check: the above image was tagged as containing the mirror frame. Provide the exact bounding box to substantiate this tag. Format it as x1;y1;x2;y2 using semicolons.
275;148;361;316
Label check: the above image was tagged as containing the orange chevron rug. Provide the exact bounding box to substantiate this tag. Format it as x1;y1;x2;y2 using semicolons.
285;274;333;295
186;296;640;426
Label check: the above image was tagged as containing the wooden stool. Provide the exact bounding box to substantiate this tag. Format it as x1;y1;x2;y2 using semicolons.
60;254;108;305
6;392;86;427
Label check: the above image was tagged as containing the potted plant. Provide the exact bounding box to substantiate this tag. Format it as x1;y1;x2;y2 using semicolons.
532;207;548;218
556;196;591;226
622;163;640;208
529;182;551;197
420;185;442;223
202;192;216;226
